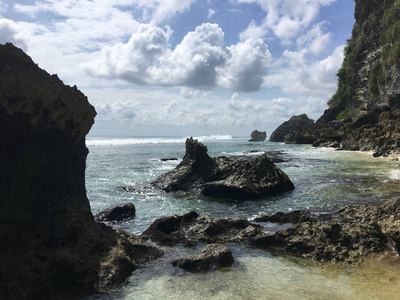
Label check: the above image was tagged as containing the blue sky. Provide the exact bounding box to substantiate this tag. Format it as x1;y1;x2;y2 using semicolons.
0;0;355;137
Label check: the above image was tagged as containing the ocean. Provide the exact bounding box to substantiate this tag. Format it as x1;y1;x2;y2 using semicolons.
85;136;400;299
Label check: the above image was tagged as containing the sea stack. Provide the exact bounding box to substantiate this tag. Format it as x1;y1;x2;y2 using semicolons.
152;137;294;199
249;130;267;142
0;43;163;299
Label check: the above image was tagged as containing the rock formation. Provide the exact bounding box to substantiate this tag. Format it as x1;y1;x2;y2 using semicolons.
94;203;136;222
278;0;400;156
269;114;315;143
142;197;400;264
0;43;163;299
248;130;267;142
151;138;294;199
171;244;234;272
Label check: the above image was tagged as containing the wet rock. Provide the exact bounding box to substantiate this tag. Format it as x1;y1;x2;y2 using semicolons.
151;138;294;199
144;197;400;265
254;210;331;224
142;212;264;246
171;244;234;272
160;158;178;161
249;130;267;142
0;43;163;299
94;203;136;222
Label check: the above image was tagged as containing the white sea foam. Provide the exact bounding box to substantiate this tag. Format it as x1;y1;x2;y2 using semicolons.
390;168;400;180
86;135;232;146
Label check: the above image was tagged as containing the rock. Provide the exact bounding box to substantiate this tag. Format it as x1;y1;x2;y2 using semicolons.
171;244;234;272
269;114;314;142
94;203;136;222
0;43;163;299
202;153;295;199
249;130;267;142
143;197;400;264
160;158;178;161
151;138;294;199
254;210;330;224
152;137;217;192
142;212;263;246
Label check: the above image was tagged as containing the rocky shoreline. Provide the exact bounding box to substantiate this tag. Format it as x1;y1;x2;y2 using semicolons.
141;197;400;265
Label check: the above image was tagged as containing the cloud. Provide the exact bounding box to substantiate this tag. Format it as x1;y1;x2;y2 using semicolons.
208;9;216;19
14;0;196;25
218;38;270;92
238;0;336;44
0;18;34;51
264;45;345;97
84;23;271;92
297;22;331;54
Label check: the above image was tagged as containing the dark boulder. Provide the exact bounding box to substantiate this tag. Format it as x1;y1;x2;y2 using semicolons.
171;244;234;272
249;130;267;142
151;138;294;199
269;114;314;142
95;203;136;222
0;43;163;299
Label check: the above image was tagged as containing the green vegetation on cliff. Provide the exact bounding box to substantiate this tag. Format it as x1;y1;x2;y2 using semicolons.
329;0;400;107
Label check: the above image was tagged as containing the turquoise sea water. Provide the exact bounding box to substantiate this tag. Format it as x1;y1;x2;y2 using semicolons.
85;136;400;299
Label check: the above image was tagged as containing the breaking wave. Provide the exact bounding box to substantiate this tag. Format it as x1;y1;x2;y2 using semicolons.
86;135;232;146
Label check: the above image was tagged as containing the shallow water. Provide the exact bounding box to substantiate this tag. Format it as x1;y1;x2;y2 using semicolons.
85;136;400;299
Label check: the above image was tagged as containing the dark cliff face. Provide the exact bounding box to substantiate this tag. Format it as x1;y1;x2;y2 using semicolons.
0;43;163;299
0;43;96;234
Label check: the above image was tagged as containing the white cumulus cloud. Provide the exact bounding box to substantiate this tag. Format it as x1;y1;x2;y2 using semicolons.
84;23;271;92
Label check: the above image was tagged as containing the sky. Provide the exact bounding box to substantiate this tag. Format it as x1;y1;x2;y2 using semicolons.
0;0;355;137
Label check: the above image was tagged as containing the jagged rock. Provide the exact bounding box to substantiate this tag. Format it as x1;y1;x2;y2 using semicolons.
171;244;234;272
269;114;314;142
151;138;294;199
0;43;163;299
143;197;400;264
94;203;136;222
142;212;265;246
249;130;267;142
254;210;331;224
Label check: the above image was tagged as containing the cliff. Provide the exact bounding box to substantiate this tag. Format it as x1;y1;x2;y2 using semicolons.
0;43;163;299
278;0;400;156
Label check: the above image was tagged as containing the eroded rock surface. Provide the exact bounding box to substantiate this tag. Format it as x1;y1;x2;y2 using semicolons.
151;138;294;199
0;43;162;299
171;244;234;272
142;197;400;264
95;203;136;222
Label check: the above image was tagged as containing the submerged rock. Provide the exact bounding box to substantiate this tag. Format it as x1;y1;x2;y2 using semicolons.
249;130;267;142
0;43;163;299
171;244;234;272
95;203;136;222
151;138;294;199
